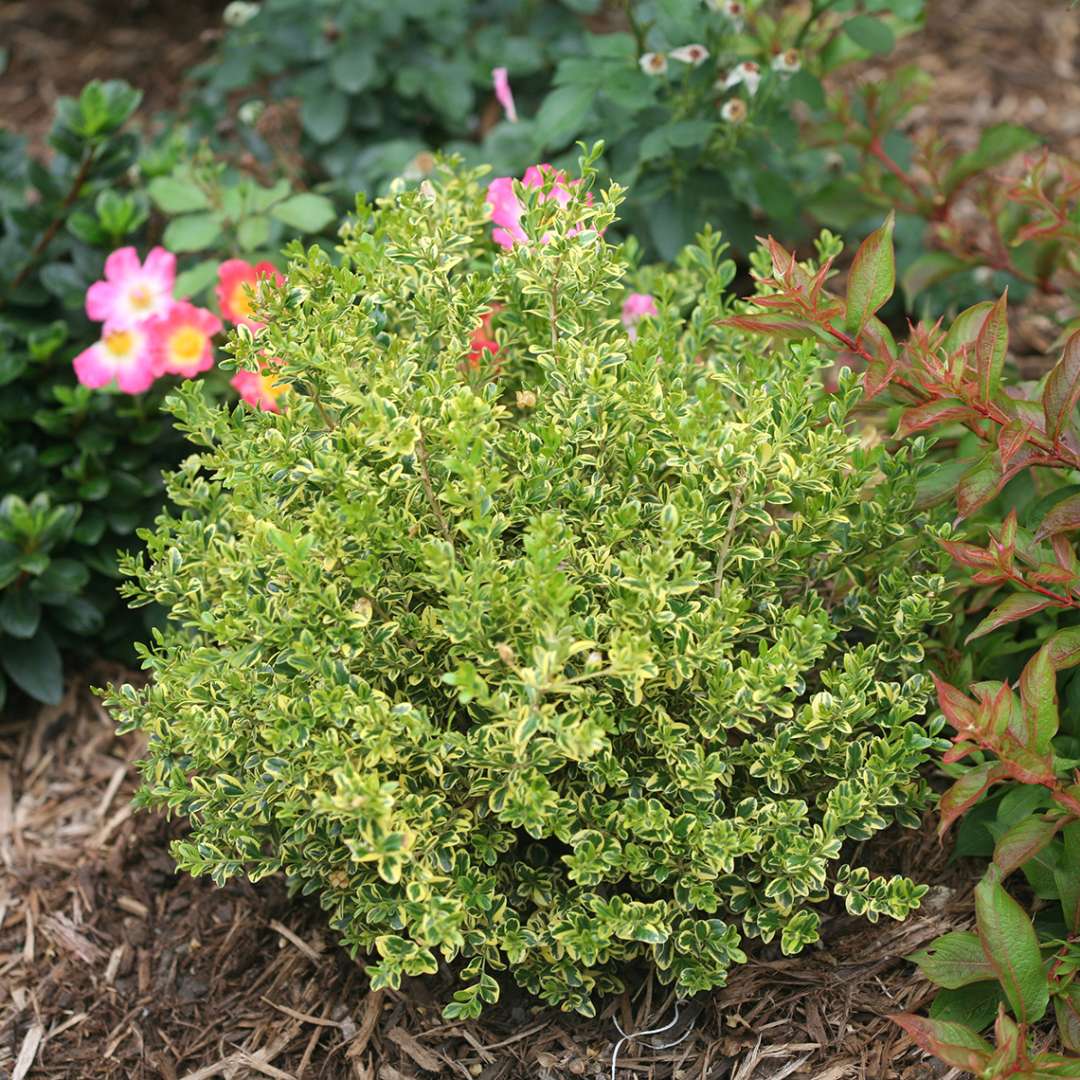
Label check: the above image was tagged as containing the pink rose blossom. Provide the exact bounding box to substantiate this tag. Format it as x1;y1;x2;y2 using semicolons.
146;301;222;378
216;258;284;330
85;246;176;328
231;359;287;412
486;176;527;249
73;324;155;394
492;67;518;123
621;293;659;341
486;164;588;250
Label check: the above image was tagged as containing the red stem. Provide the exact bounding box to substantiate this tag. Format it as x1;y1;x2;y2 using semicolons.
868;137;926;207
821;323;1080;470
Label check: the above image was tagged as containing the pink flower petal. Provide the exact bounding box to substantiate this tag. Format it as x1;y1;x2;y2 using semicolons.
492;67;518;124
72;343;115;389
85;280;120;322
103;246;141;281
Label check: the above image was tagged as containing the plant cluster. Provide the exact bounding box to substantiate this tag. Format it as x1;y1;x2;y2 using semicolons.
0;80;335;706
108;160;950;1018
199;0;926;256
728;215;1080;1072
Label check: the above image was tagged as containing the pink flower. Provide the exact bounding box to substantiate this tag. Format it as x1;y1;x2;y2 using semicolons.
73;324;155;394
487;176;526;249
492;67;518;123
85;246;176;328
216;258;284;330
146;301;222;378
486;164;587;250
621;293;659;341
231;359;287;412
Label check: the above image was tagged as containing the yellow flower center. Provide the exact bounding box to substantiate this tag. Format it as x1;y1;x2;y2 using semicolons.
170;326;205;364
230;283;254;318
260;371;287;401
104;329;134;359
129;285;153;311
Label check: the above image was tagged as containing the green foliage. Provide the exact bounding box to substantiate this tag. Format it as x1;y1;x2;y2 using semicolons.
730;219;1080;1070
0;83;186;705
197;0;927;255
109;160;949;1016
0;82;337;707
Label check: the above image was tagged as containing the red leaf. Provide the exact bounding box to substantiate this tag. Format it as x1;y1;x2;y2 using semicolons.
956;454;1005;518
1043;626;1080;671
1019;645;1060;753
996;740;1057;787
993;813;1067;876
938;762;1009;835
998;420;1034;470
895;398;977;438
863;354;896;399
1043;331;1080;443
889;1013;993;1072
965;592;1055;642
844;212;895;340
975;289;1009;400
938;539;997;569
944;300;994;357
721;314;819;339
1035;493;1080;541
933;673;980;730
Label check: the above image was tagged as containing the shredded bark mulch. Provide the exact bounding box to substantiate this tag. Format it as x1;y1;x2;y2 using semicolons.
0;671;972;1079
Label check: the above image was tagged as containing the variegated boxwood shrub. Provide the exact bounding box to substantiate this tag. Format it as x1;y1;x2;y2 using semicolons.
110;160;951;1017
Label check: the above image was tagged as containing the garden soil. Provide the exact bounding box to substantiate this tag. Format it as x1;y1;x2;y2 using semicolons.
2;0;1077;1076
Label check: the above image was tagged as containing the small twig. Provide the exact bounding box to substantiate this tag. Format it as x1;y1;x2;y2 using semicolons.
714;487;744;597
415;427;453;544
5;148;97;302
867;137;926;207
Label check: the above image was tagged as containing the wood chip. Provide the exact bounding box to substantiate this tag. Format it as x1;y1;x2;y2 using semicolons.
346;990;385;1061
385;1027;443;1073
269;920;322;963
263;998;343;1028
41;913;107;965
12;1023;43;1080
117;895;149;918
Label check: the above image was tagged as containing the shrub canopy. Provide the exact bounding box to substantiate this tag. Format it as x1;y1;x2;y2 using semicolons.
111;163;949;1017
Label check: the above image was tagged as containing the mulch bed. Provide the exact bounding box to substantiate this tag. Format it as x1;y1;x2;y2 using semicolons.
0;670;972;1079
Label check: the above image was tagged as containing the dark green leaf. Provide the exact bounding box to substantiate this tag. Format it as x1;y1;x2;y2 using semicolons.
843;15;896;54
1;629;63;705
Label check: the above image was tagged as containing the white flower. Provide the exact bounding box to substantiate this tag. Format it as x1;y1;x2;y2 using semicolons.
706;0;745;27
237;99;265;126
669;44;710;66
721;98;748;124
772;49;801;74
223;1;260;27
638;52;669;76
722;60;761;96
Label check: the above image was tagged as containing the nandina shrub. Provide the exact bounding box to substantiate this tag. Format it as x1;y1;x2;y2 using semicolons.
109;162;950;1017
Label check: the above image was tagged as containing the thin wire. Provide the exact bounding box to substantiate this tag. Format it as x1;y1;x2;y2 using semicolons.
610;998;691;1080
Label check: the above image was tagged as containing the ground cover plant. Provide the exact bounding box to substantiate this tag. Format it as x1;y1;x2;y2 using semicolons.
0;79;336;708
106;156;952;1019
200;0;927;256
728;206;1080;1071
